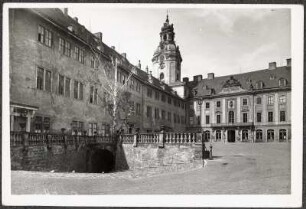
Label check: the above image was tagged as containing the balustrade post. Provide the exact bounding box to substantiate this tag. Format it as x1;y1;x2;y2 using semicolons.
133;130;139;147
158;129;164;148
22;132;29;150
47;134;52;150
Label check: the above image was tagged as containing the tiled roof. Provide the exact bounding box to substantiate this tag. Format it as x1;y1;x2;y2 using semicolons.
189;66;291;98
30;8;182;100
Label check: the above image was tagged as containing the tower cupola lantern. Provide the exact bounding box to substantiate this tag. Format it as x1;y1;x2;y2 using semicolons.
151;12;183;86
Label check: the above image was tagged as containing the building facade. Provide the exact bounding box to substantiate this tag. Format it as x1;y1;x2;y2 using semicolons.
9;8;291;142
186;61;291;143
9;8;186;135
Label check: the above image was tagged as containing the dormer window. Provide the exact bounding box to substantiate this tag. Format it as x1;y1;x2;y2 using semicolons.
279;78;288;87
193;89;198;96
255;81;264;89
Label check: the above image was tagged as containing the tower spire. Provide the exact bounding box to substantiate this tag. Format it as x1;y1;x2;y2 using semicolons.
166;10;169;23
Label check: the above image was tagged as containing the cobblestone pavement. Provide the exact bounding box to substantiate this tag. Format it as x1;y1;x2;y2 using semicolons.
11;143;290;194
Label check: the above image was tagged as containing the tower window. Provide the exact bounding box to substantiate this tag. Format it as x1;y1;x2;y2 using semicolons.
163;34;167;41
160;73;164;81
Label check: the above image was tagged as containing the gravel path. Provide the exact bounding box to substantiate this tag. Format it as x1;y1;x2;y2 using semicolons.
11;143;290;194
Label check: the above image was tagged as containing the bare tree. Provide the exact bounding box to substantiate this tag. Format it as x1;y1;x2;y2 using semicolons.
87;45;135;135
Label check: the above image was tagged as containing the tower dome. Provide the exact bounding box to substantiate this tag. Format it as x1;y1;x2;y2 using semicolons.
151;13;182;85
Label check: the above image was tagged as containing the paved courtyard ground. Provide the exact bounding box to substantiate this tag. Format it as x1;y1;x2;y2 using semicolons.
11;143;291;194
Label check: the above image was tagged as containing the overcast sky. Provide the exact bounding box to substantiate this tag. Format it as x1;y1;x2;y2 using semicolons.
69;6;291;79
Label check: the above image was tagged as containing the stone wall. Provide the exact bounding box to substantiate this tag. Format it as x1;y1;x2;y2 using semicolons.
115;143;203;173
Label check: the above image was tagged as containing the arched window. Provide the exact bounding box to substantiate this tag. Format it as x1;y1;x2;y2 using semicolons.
204;131;210;142
216;130;221;141
163;34;167;41
279;78;288;87
242;130;248;142
160;73;164;81
256;129;263;142
228;111;234;123
279;129;287;142
267;129;274;142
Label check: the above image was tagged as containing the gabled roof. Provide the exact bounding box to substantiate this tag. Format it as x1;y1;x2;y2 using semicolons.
190;66;291;98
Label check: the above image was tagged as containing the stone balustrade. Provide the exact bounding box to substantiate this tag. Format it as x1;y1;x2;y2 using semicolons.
121;132;201;147
10;131;115;147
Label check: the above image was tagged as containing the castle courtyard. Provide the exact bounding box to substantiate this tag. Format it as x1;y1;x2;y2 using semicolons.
11;143;290;195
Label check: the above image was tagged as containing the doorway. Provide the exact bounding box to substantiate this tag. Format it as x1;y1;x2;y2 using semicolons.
228;130;236;142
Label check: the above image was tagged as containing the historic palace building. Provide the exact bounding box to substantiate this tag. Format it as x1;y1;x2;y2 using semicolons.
9;8;291;142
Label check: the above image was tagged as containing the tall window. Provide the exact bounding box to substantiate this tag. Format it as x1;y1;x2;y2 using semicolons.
79;49;85;63
146;106;152;118
267;129;274;142
71;121;84;135
155;91;160;100
64;41;71;57
216;130;221;141
89;86;98;104
216;101;221;107
88;123;97;136
243;113;248;123
206;115;210;124
268;112;273;122
162;110;166;120
136;103;141;115
161;94;166;102
147;88;152;98
280;111;286;122
65;77;70;97
168;97;172;104
38;25;52;47
216;114;221;124
37;67;44;90
228;111;234;123
74;81;83;100
36;67;51;92
256;130;263;142
242;98;248;106
206;102;210;109
279;129;287;142
155;108;159;119
168;112;171;122
279;95;286;104
242;130;248;141
268;95;274;105
197;116;200;125
204;131;210;142
59;38;65;53
256;97;262;104
257;112;262;123
58;75;65;95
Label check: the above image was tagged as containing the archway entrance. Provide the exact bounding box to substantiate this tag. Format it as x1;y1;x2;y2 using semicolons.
228;130;236;142
90;149;114;173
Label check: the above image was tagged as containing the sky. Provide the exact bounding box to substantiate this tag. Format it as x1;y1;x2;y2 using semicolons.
69;6;291;80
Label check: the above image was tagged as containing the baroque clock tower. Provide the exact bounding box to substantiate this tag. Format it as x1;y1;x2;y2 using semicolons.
152;14;182;85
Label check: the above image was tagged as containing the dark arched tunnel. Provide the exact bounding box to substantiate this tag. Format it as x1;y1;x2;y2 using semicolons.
90;149;114;173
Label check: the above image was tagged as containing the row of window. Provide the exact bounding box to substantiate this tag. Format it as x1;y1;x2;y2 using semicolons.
39;25;87;65
147;87;185;109
205;129;287;141
196;95;287;111
146;106;185;124
37;67;85;100
191;110;287;125
117;70;142;93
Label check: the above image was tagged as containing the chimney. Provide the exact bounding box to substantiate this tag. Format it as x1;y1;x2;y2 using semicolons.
94;32;103;42
148;70;153;83
138;60;142;69
286;58;291;67
207;73;215;80
111;46;115;50
62;8;68;15
183;77;189;83
193;75;202;82
269;62;277;70
121;53;126;58
73;17;78;22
